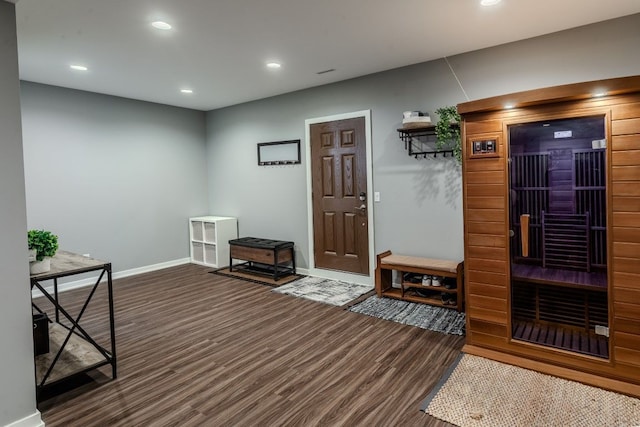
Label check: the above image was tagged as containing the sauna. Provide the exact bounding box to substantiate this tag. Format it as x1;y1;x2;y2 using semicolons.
459;76;640;397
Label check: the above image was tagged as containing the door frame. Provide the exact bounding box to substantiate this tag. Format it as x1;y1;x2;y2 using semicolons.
304;110;374;285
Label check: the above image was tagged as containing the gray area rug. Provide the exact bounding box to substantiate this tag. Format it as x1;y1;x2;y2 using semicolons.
349;296;466;335
272;276;373;306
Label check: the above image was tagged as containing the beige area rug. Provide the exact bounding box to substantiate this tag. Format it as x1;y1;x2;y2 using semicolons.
422;354;640;427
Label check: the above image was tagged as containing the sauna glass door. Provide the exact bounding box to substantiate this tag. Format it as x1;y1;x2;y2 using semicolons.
508;116;609;358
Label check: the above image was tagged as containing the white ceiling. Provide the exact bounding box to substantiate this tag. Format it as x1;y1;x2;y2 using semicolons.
15;0;640;111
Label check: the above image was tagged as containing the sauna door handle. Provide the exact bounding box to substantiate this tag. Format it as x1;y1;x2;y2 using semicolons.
520;214;530;257
509;230;515;237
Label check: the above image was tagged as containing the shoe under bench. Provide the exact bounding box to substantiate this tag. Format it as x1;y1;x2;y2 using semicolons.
375;250;464;312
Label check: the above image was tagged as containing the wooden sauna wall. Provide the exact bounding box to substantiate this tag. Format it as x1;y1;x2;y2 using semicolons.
461;93;640;388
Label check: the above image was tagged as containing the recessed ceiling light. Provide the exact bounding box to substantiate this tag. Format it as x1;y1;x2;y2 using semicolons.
266;62;282;69
70;65;88;71
180;89;193;94
480;0;501;5
151;21;172;30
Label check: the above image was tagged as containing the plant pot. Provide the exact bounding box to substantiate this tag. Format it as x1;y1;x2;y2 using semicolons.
30;257;51;275
28;249;37;262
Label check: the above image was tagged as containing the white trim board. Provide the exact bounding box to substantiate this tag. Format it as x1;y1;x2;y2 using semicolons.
5;411;44;427
304;110;375;287
31;257;190;298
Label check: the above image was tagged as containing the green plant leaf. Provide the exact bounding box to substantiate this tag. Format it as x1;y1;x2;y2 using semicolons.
27;229;59;261
435;106;462;164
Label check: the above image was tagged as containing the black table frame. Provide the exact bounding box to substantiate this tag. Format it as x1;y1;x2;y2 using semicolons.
30;251;116;399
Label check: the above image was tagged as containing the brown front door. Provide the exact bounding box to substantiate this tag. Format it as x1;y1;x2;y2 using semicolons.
310;117;369;275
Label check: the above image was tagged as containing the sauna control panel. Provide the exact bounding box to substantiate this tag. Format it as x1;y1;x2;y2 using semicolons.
468;134;500;159
472;139;497;154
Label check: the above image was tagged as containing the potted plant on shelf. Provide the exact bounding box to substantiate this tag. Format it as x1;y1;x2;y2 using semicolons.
28;229;59;274
434;106;462;164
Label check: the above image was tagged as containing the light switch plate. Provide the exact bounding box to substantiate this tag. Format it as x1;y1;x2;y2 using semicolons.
374;192;380;202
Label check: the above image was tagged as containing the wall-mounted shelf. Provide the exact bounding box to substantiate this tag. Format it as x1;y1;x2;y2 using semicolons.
397;125;458;159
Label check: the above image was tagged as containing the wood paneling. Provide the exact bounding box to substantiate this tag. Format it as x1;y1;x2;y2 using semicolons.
39;264;464;426
469;319;508;337
615;317;640;335
466;258;507;274
613;257;640;275
613;271;640;289
466;208;504;223
464;157;504;172
467;233;506;248
612;213;640;228
612;182;640;197
466;221;505;235
612;197;640;212
612;166;640;181
458;76;640;114
612;118;640;136
465;120;503;134
612;150;640;167
466;196;504;210
468;294;507;311
613;242;640;258
612;102;640;120
612;135;640;151
614;287;640;303
467;306;507;325
614;346;640;367
466;270;507;287
613;227;640;244
614;302;640;320
467;246;506;260
468;282;508;299
465;170;505;184
467;331;508;348
466;183;504;197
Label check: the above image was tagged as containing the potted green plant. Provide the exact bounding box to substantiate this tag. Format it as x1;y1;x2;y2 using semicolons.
28;229;59;274
434;106;462;164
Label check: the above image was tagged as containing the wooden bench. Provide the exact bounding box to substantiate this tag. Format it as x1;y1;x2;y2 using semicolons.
375;250;464;312
229;237;296;281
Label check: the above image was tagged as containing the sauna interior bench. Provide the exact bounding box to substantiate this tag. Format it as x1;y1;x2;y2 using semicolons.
375;250;464;312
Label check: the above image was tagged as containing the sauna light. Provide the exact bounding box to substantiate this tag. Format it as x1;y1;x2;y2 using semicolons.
504;104;515;109
593;92;607;98
152;21;172;30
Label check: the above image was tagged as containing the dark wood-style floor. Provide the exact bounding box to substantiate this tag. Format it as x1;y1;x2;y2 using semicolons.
38;264;464;426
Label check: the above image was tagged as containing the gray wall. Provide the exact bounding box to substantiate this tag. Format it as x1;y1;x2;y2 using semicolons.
20;83;209;272
0;3;40;426
205;14;640;269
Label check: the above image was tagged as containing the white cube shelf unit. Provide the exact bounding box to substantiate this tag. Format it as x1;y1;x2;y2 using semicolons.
189;216;238;268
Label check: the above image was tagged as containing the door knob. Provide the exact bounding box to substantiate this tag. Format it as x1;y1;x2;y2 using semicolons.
357;204;366;212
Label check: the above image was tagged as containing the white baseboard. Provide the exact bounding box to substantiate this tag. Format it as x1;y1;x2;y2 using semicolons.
5;411;44;427
31;257;191;298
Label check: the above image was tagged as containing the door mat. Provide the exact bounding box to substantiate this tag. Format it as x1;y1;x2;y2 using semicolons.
210;267;304;287
349;296;465;335
421;353;640;427
272;276;373;306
